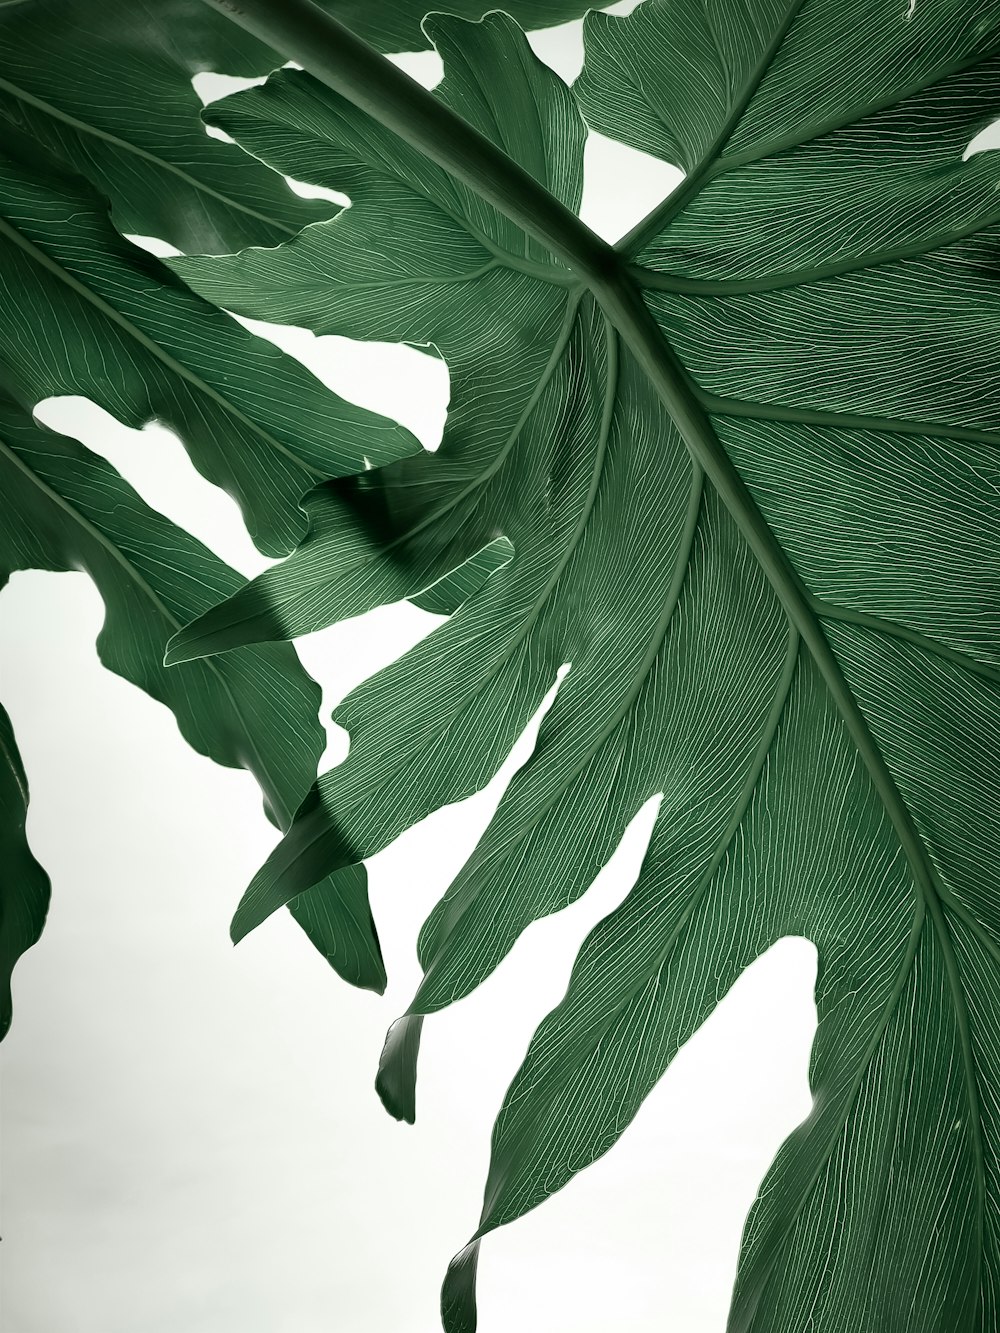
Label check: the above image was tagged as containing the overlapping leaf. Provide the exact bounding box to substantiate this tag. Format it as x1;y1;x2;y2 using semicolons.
0;0;609;255
0;5;444;1024
323;0;605;51
160;5;1000;1330
0;0;613;1020
0;390;385;1018
0;0;332;255
0;138;416;556
0;695;49;1040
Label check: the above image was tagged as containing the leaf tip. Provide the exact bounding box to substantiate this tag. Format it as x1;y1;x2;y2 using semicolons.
229;901;258;947
375;1013;424;1124
363;965;389;999
162;631;195;668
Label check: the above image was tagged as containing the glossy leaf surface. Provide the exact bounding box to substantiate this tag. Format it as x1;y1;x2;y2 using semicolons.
43;1;1000;1328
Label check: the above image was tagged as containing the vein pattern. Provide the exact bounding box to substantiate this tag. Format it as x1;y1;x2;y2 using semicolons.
166;6;1000;1329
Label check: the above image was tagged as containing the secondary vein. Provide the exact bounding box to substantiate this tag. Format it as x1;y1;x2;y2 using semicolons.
233;301;616;934
814;599;1000;688
698;392;1000;450
618;0;809;256
415;448;705;1008
630;204;1000;296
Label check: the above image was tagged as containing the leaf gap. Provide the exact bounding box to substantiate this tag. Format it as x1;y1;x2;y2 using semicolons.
478;936;818;1332
580;132;682;245
228;313;449;453
965;116;1000;161
31;396;270;580
190;70;267;145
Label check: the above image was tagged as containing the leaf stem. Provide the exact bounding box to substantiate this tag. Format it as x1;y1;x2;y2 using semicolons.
199;0;620;287
199;0;955;927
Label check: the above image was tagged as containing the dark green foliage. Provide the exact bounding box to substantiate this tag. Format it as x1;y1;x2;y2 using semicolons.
168;6;1000;1329
3;2;1000;1330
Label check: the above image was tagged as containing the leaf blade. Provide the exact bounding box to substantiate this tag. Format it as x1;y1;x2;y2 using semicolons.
0;392;385;1004
164;7;1000;1327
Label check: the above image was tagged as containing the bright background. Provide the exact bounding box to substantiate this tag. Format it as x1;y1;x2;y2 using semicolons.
1;11;819;1332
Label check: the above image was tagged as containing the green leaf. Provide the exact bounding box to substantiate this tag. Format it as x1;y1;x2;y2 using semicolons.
0;390;385;1023
0;0;334;254
167;6;1000;1329
285;861;384;993
0;390;322;823
0;695;50;1040
0;140;417;557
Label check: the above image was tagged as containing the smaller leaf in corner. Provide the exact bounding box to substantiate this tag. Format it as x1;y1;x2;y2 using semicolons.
0;697;50;1041
0;0;335;254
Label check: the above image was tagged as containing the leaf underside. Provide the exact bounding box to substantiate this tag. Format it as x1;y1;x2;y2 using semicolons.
25;0;1000;1329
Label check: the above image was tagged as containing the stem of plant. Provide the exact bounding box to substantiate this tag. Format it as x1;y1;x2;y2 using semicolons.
200;0;619;287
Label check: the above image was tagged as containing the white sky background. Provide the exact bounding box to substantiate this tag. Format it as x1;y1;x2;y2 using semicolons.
1;11;820;1332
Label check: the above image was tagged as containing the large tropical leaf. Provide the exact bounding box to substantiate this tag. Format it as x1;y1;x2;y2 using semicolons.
0;388;386;1014
167;6;1000;1329
0;138;416;556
